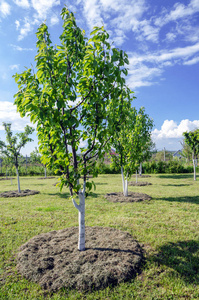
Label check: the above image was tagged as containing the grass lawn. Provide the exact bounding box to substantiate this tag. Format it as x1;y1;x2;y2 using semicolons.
0;174;198;299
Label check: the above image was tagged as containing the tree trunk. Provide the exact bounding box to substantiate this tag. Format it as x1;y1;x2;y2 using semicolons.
44;166;47;178
16;166;21;193
139;163;142;176
72;182;86;251
121;167;128;196
193;159;197;181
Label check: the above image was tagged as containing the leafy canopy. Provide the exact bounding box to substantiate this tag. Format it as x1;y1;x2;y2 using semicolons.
0;123;34;167
183;129;199;158
110;107;153;178
13;7;132;195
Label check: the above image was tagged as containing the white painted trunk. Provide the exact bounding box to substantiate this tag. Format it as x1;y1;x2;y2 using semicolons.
44;167;47;178
16;167;21;193
193;159;197;181
139;163;142;176
72;182;86;251
124;177;128;197
121;167;128;196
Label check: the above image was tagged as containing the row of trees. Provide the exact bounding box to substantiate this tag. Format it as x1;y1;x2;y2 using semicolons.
1;7;199;250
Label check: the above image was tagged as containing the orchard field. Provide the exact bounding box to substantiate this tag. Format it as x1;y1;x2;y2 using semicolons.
0;173;198;299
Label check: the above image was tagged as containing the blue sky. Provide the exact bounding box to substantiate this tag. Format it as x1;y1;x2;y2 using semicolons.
0;0;199;155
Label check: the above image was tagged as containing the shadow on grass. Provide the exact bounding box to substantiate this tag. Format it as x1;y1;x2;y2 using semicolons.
152;240;199;284
158;174;194;179
161;184;192;187
158;195;199;204
43;191;99;199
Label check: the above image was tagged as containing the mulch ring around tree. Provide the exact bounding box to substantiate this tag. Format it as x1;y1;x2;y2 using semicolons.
105;192;152;203
128;181;152;186
17;226;144;292
132;175;151;178
37;177;55;180
0;189;40;198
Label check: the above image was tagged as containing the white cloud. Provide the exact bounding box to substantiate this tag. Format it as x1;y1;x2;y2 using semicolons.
10;44;34;51
184;56;199;65
15;20;20;30
50;14;59;26
14;0;30;9
9;64;20;70
152;119;199;150
80;0;147;45
155;0;199;27
0;1;11;17
18;18;32;40
81;0;103;29
127;64;162;89
127;42;199;88
0;101;35;131
152;119;199;140
129;43;199;66
31;0;60;19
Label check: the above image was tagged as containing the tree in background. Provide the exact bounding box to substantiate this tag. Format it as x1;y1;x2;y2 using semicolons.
0;123;34;192
13;8;132;250
110;107;153;196
30;147;48;178
183;129;199;180
155;150;173;162
30;147;41;164
181;140;192;162
133;108;154;180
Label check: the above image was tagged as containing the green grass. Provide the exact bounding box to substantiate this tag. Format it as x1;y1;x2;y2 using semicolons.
0;174;198;299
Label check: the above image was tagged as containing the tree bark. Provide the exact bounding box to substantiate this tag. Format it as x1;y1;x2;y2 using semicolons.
193;159;197;181
16;166;21;193
72;182;86;251
121;167;128;196
139;163;142;176
44;166;47;178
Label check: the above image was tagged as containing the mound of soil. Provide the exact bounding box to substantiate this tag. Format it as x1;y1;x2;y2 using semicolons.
17;227;143;292
0;177;15;181
0;189;40;198
129;182;152;186
105;192;151;202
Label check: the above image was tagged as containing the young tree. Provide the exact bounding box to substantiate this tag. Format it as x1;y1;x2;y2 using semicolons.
0;123;34;192
183;129;199;180
13;8;132;250
133;109;154;180
180;140;192;162
110;107;153;196
30;147;47;178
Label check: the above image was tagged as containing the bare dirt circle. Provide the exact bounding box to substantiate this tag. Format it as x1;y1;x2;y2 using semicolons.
0;189;40;198
128;181;152;186
105;192;152;202
17;227;143;292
